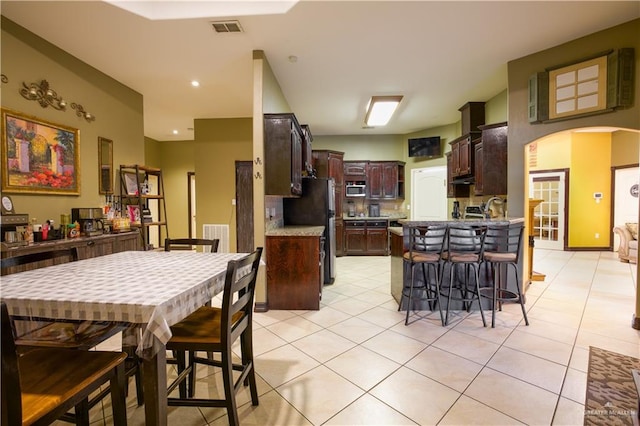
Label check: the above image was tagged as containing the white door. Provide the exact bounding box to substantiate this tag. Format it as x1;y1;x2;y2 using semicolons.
411;166;447;220
529;171;566;250
613;167;639;249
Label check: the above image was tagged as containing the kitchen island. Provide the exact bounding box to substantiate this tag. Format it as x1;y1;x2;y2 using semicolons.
391;218;525;312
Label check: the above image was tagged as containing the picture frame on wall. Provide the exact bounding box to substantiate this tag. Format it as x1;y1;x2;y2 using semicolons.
1;109;80;195
123;172;139;195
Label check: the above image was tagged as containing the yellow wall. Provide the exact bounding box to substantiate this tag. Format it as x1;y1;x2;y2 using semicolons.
529;133;571;171
568;133;612;247
193;118;252;253
1;17;145;225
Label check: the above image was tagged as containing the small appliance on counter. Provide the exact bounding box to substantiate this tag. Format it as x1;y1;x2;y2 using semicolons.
464;205;485;219
71;208;105;236
452;201;461;219
368;203;380;217
347;201;356;217
1;195;29;245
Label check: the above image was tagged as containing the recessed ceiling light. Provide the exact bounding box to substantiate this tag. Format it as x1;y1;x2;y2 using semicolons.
172;130;179;135
191;80;200;87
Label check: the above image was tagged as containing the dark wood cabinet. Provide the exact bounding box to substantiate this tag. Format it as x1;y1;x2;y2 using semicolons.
301;124;313;177
367;162;383;198
449;133;479;178
266;235;322;310
446;152;470;198
1;231;141;274
475;122;508;196
264;113;303;197
344;220;388;255
365;161;405;200
344;161;368;181
459;102;485;135
313;150;345;256
335;218;344;256
474;143;484;196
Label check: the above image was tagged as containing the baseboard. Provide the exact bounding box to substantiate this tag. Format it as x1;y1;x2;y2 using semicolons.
254;302;269;313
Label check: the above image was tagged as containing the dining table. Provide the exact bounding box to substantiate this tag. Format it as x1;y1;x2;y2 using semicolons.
0;250;250;426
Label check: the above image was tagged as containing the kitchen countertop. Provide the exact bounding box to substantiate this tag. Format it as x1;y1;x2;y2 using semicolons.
399;217;525;226
343;214;407;221
265;226;325;237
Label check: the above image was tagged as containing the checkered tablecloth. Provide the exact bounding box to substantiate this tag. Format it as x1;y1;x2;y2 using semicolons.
0;251;247;355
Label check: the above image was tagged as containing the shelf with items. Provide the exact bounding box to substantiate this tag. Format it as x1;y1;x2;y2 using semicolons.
119;164;168;250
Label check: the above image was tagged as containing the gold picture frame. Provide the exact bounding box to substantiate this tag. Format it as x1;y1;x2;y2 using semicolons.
1;109;80;195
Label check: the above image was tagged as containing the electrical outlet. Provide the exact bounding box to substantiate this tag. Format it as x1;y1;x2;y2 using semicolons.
231;199;236;205
595;233;599;239
265;208;269;218
270;207;276;217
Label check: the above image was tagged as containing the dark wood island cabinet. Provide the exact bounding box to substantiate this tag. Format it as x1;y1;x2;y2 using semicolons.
266;226;324;310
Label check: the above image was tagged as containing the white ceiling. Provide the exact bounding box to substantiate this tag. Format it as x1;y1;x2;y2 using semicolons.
1;1;638;142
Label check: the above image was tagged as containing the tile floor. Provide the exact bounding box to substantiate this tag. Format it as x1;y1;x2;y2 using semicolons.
81;249;639;425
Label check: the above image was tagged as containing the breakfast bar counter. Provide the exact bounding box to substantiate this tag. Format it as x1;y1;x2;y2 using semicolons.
391;218;525;310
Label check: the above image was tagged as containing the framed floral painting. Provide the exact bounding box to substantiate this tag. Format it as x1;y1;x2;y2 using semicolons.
1;109;80;195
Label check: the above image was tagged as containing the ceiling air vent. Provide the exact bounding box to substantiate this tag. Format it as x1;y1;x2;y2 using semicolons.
211;20;243;33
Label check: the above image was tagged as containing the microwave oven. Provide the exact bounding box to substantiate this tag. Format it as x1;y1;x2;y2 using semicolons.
345;183;366;197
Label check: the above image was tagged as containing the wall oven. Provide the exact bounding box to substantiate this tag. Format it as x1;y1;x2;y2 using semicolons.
345;182;366;197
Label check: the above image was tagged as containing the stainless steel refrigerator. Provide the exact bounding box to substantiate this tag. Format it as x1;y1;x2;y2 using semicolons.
283;177;336;284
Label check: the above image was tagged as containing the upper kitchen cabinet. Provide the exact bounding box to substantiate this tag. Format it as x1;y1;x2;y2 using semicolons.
301;124;313;177
264;113;303;197
368;161;405;199
344;161;368;181
459;102;485;135
446;152;470;198
474;122;508;196
449;133;480;178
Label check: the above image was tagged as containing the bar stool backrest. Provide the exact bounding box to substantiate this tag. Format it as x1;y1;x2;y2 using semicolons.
484;225;524;260
408;225;447;256
447;225;486;255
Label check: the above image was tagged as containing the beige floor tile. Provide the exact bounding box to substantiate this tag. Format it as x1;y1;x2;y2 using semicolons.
574;329;640;358
578;316;640;345
330;297;377;316
276;365;364;425
487;346;567;393
356;306;406;329
325;345;401;390
370;366;461;425
300;305;352;328
251;326;289;356
452;314;516;345
516;316;578;345
432;329;501;365
352;289;396;306
560;367;587;404
208;389;313;426
465;368;558;425
265;315;323;342
327;316;385;344
253;309;298;327
254;345;320;388
405;346;483;392
388;318;449;344
552;396;585;426
526;305;583;329
361;329;428;364
504;329;573;365
438;394;525;425
291;328;357;363
324;393;414;425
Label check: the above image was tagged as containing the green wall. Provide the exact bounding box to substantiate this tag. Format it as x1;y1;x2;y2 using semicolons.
1;17;145;224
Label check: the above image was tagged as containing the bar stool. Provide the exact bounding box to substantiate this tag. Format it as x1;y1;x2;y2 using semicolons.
399;225;447;325
441;225;487;327
480;224;529;328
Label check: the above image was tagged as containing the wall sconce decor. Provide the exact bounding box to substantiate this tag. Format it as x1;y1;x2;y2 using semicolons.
20;80;67;111
1;75;8;83
71;102;96;122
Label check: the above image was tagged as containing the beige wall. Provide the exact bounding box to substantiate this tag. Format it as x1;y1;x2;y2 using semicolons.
1;17;144;224
158;140;195;241
193;118;252;252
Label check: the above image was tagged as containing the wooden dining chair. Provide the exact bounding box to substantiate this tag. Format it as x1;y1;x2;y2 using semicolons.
1;302;128;426
164;238;220;253
166;247;263;426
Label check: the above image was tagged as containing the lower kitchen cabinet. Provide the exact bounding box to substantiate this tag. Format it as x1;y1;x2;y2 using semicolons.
335;218;344;257
266;235;322;310
344;220;389;256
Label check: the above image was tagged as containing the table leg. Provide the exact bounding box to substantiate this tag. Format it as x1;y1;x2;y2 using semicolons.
142;340;167;426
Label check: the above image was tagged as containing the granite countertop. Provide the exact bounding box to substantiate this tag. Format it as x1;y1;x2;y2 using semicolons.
399;217;525;226
389;226;403;236
265;226;325;237
343;214;407;221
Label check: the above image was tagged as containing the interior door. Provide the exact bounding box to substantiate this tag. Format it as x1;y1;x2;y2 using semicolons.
411;166;447;220
529;171;566;250
613;166;639;249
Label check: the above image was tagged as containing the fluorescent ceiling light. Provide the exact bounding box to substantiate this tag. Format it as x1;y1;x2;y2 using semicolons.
105;1;298;21
364;96;403;126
